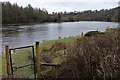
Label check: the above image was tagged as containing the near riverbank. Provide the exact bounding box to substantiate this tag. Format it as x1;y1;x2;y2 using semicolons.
1;35;82;78
1;28;120;79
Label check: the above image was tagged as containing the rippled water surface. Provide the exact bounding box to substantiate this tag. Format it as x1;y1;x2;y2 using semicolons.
1;21;118;52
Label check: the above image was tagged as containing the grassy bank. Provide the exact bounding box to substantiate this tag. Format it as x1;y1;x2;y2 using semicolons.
40;36;81;49
2;27;119;79
45;28;120;79
1;35;82;78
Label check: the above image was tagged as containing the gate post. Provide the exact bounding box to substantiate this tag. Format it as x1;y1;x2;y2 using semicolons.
5;45;11;78
35;42;41;79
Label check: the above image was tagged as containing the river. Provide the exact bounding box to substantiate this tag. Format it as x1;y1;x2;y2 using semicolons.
1;21;119;52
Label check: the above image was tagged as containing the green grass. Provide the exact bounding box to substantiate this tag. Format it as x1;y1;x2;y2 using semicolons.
1;35;82;78
0;54;2;77
1;53;6;78
11;48;34;78
106;27;119;32
2;48;34;78
40;36;81;49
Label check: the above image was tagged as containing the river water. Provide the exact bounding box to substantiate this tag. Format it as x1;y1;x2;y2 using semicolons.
1;21;118;52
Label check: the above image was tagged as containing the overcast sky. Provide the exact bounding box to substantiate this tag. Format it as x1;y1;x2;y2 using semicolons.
1;0;119;13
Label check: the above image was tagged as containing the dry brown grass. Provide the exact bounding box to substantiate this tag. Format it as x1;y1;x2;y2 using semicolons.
45;29;120;79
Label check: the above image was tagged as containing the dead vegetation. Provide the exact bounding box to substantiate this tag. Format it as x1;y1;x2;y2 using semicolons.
41;42;67;63
44;28;120;79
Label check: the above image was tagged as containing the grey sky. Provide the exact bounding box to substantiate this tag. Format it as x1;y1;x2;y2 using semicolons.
1;0;119;13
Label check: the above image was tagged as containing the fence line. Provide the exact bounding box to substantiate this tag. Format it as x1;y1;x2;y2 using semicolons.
5;42;60;79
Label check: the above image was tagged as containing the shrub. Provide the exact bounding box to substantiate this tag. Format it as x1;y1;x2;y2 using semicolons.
84;31;105;37
45;29;120;79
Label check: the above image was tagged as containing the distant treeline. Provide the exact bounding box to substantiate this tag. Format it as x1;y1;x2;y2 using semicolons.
2;2;120;24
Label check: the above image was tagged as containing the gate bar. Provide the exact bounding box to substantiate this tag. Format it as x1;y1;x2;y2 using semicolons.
9;49;14;78
10;46;33;50
13;63;34;70
32;46;37;79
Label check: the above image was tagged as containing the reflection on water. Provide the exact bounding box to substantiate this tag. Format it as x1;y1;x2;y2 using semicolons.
1;21;118;52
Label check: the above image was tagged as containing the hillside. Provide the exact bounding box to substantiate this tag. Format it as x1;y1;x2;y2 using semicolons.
2;2;120;24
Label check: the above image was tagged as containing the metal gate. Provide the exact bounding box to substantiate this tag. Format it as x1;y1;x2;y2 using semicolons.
9;46;36;79
5;42;59;79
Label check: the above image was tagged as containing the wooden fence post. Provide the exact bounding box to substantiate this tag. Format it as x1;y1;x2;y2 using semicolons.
81;32;83;37
35;42;41;79
5;45;11;78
